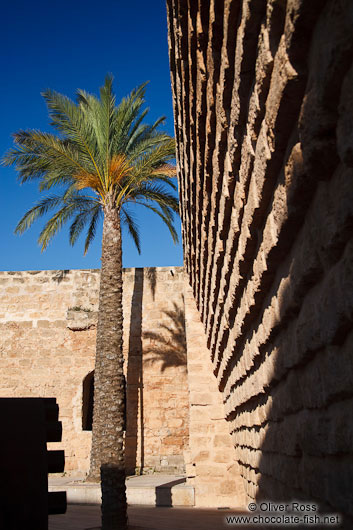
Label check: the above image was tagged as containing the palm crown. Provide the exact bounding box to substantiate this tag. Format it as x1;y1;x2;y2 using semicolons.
3;76;178;254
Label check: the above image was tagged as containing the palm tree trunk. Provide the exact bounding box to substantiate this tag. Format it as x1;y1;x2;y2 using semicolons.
87;202;127;530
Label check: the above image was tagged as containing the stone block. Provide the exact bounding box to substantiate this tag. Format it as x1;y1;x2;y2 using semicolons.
214;434;234;448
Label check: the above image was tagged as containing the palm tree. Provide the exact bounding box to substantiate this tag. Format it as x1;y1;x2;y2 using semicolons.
2;76;178;530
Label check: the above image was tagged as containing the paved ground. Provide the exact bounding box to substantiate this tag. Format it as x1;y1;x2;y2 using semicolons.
49;504;249;530
49;474;187;488
49;474;194;506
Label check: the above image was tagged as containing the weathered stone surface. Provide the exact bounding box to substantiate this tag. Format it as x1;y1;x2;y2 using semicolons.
183;281;246;508
167;0;353;522
0;267;189;475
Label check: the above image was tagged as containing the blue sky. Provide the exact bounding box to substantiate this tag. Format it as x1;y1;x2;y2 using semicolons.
0;0;183;271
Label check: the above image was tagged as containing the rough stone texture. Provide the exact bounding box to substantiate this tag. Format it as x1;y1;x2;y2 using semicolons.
168;0;353;523
183;281;246;508
0;267;189;475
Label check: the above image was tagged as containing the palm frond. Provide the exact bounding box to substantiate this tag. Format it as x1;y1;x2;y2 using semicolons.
126;116;166;154
38;202;78;251
150;163;176;178
42;89;104;188
99;75;116;175
84;205;101;255
68;195;100;246
113;82;149;153
128;183;179;213
15;195;64;234
73;171;104;197
135;201;179;244
121;208;141;254
10;130;89;181
69;211;90;246
108;154;133;189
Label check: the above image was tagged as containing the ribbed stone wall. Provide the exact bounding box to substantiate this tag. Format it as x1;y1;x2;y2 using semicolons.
167;0;353;522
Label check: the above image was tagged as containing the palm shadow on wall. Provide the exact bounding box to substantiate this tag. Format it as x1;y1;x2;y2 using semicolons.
143;300;187;372
125;269;187;476
125;268;144;475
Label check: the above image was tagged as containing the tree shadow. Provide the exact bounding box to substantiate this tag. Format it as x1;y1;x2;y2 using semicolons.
143;300;187;372
125;268;144;476
146;267;157;301
125;273;187;476
52;270;70;283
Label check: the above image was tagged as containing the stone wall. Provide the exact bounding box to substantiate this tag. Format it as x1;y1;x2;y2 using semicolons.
0;267;189;475
168;0;353;523
183;283;246;507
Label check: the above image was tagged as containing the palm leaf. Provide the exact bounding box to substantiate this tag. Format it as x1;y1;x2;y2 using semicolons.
121;208;141;253
15;195;64;234
84;205;101;255
135;201;179;244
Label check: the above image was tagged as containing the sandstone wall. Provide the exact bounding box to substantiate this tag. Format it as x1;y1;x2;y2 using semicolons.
0;267;189;475
183;282;246;507
168;0;353;522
